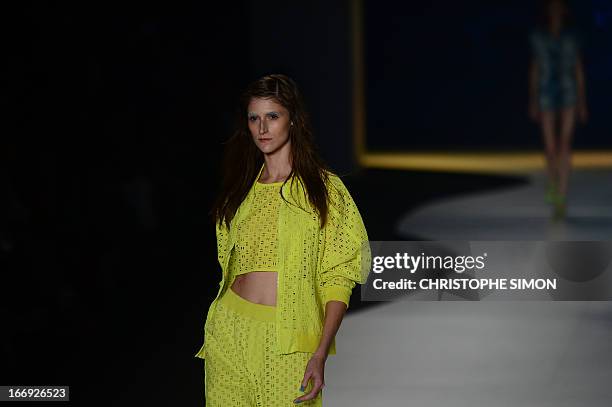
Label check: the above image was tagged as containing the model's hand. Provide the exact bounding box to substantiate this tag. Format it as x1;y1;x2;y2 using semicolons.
578;103;589;124
294;354;325;404
528;99;540;122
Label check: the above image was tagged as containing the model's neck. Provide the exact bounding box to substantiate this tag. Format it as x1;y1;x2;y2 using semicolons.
548;16;563;37
261;156;292;182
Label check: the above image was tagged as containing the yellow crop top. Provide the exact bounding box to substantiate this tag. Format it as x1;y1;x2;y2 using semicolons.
227;179;284;280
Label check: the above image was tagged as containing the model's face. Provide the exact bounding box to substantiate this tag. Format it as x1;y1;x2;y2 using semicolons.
548;0;565;19
247;97;291;155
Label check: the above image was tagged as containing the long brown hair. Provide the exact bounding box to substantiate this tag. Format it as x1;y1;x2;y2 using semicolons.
211;74;332;230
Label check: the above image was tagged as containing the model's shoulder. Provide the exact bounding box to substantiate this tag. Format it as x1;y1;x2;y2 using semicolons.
529;28;546;46
323;170;357;210
561;28;581;46
323;170;347;190
529;28;543;39
323;169;345;183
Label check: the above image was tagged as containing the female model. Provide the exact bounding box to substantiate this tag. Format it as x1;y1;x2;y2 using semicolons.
194;74;370;406
529;0;588;218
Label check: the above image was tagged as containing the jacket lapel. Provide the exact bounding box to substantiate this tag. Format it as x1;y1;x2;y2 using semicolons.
223;162;266;263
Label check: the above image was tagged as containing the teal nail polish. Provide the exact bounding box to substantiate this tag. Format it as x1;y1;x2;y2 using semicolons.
299;385;305;392
294;400;302;404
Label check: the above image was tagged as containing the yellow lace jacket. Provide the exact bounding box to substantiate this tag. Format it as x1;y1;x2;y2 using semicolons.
195;163;371;358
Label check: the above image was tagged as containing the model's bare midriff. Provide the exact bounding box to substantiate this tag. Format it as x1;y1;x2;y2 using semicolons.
230;272;278;306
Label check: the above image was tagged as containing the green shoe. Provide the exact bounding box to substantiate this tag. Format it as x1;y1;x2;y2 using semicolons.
552;195;567;220
545;183;559;204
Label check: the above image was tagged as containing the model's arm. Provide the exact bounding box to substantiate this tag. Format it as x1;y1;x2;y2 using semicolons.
528;57;540;122
294;300;346;403
576;54;588;123
295;176;371;403
315;301;347;359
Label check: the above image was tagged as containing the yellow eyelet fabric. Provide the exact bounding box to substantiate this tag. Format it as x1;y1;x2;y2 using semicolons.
227;181;283;279
203;289;323;406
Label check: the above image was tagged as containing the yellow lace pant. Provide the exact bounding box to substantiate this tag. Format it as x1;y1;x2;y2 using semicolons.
203;287;323;406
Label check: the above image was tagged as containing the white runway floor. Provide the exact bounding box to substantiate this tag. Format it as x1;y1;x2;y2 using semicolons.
325;170;612;406
397;170;612;240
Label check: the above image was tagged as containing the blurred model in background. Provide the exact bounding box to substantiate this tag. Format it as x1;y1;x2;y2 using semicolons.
529;0;588;219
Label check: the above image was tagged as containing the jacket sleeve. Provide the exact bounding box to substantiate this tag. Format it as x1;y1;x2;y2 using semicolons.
216;218;230;270
319;175;371;309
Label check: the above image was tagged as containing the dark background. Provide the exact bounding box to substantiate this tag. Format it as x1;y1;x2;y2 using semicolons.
3;2;361;405
2;0;605;405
